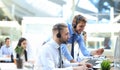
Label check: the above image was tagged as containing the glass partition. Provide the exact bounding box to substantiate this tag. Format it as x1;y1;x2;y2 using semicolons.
84;24;120;57
0;21;21;48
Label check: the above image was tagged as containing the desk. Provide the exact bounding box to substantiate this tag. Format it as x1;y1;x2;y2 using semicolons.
84;56;115;70
0;63;34;70
0;63;17;70
96;64;114;70
0;57;11;61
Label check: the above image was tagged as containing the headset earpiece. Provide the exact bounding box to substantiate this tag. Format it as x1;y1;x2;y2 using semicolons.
73;24;76;28
56;25;61;38
57;32;61;38
74;15;83;28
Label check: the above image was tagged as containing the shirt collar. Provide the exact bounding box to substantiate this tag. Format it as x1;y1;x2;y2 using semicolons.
5;45;10;48
50;39;60;49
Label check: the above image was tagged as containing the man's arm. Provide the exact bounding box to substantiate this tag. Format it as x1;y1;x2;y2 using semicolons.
77;35;90;56
61;44;73;61
78;35;104;56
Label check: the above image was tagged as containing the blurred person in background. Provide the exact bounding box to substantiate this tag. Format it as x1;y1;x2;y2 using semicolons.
13;37;34;64
0;37;13;62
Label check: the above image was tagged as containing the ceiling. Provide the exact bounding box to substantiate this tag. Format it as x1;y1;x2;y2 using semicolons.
0;0;120;24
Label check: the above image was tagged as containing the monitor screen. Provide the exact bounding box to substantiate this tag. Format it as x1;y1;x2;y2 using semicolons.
114;36;120;69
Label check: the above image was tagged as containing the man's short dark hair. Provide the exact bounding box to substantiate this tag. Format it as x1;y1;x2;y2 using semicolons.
72;14;86;28
52;23;67;31
5;37;10;42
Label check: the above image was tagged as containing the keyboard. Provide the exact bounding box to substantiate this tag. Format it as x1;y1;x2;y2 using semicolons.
86;59;98;66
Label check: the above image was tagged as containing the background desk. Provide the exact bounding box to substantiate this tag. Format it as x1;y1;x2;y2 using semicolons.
0;63;34;70
83;55;115;70
0;63;16;70
97;55;114;70
0;57;11;61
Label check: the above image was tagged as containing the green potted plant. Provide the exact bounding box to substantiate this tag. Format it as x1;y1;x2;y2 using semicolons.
101;60;111;70
15;46;24;69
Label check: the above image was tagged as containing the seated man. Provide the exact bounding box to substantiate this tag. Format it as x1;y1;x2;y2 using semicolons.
0;37;13;62
36;23;91;70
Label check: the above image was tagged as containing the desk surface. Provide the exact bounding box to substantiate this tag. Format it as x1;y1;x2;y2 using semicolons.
84;56;115;70
0;63;17;70
0;63;34;70
0;57;11;61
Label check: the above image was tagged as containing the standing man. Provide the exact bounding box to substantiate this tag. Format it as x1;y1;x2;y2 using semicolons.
62;14;104;62
0;37;13;62
36;23;88;70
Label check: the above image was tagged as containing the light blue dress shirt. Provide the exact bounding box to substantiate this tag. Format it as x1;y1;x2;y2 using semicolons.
61;23;90;61
0;45;13;57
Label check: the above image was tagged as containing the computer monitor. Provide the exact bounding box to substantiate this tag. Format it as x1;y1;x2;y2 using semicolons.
114;36;120;70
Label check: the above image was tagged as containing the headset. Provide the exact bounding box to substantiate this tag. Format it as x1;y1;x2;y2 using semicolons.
56;24;61;38
73;15;84;28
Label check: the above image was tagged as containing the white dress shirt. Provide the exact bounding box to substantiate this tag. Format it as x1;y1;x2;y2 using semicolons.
36;39;73;70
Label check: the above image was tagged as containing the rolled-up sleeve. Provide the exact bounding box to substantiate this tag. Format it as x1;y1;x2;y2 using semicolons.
61;44;73;61
77;35;90;56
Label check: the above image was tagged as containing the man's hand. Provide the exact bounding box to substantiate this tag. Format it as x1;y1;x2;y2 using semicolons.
70;59;77;63
85;63;93;68
91;48;104;56
78;63;93;68
96;48;104;55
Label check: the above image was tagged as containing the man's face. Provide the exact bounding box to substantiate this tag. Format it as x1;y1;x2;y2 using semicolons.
60;28;70;44
75;21;86;34
5;39;10;46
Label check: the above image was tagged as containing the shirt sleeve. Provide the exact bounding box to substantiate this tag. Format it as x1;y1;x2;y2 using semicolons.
63;60;79;67
77;35;90;56
61;44;73;61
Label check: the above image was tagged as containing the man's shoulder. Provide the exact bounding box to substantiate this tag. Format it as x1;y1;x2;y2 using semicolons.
41;42;52;50
39;44;53;56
